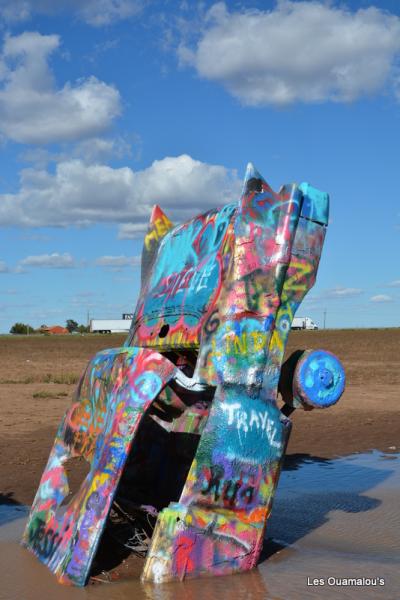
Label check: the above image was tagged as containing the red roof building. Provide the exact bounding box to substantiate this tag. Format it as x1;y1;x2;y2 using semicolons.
40;325;69;335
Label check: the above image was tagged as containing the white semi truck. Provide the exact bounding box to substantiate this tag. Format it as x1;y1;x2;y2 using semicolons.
90;319;132;334
291;316;318;330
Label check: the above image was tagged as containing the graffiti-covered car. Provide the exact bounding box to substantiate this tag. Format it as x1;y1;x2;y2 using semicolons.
22;164;345;585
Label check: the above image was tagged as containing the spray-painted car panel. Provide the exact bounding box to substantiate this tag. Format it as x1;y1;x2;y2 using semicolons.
22;164;345;585
22;348;177;585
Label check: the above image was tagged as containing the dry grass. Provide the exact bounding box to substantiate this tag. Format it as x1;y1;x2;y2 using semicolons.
0;329;399;388
32;390;69;399
0;334;125;384
0;373;80;385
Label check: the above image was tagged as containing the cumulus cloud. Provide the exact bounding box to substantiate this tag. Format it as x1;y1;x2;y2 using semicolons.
118;222;150;240
73;136;133;163
0;32;121;144
19;253;76;268
387;279;400;287
179;1;400;105
0;0;143;26
95;255;140;268
0;154;241;235
19;135;134;168
0;259;9;272
370;294;393;303
76;0;143;27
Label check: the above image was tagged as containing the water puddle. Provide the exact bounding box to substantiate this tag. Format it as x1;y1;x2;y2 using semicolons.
1;450;399;600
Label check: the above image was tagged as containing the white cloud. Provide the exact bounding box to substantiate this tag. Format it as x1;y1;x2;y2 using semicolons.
0;1;30;23
0;259;9;272
370;294;393;303
118;222;149;239
19;135;135;167
179;1;400;105
387;279;400;287
19;253;76;268
323;286;364;299
95;255;140;268
73;136;133;163
0;0;143;26
18;148;57;169
0;154;241;233
76;0;143;27
0;32;121;144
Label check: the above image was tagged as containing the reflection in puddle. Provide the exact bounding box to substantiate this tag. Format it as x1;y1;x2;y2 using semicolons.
0;451;399;600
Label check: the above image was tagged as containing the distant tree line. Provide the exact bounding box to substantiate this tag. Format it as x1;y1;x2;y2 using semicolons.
9;320;90;334
9;322;34;335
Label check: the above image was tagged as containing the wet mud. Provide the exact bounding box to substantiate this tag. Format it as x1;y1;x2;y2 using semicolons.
1;450;399;600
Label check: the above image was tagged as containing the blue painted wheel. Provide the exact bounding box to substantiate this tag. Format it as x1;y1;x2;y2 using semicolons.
293;349;345;408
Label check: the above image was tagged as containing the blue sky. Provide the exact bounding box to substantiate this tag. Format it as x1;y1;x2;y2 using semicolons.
0;0;399;332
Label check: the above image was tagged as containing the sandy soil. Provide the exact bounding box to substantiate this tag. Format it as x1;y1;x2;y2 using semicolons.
0;330;399;505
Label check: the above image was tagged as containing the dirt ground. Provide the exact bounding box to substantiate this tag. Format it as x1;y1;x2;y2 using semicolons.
0;329;399;505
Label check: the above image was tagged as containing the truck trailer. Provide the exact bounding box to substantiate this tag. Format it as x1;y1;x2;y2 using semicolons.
90;319;132;334
291;316;318;330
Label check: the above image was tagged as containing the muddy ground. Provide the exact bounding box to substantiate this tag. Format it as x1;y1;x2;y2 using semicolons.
0;329;399;505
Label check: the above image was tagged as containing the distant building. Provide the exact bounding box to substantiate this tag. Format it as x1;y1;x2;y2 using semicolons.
40;325;69;335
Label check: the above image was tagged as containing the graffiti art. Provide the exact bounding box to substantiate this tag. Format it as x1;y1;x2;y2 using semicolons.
22;163;345;585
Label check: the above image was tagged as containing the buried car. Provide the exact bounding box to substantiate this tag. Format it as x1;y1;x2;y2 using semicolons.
22;163;345;585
